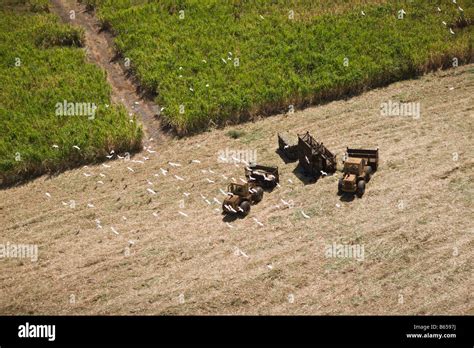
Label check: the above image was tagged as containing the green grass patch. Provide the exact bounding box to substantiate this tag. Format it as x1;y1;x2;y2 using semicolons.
0;1;142;187
85;0;472;134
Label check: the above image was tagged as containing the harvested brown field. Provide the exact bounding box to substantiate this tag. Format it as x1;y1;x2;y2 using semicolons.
0;64;472;315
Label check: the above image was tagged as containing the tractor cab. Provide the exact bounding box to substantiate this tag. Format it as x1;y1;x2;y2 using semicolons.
228;182;248;196
343;157;366;176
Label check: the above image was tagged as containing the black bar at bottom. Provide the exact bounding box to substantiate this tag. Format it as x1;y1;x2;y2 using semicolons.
0;316;472;346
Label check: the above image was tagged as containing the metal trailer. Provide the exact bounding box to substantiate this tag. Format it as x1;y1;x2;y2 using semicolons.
297;132;336;177
277;132;298;161
245;164;279;189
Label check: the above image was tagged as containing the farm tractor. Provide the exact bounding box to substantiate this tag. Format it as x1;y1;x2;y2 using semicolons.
222;182;264;216
338;148;379;197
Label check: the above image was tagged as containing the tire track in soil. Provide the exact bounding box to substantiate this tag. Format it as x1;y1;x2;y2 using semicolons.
50;0;167;143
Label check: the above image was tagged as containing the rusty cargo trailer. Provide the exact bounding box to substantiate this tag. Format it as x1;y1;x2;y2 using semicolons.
245;164;279;189
277;132;298;161
297;132;336;177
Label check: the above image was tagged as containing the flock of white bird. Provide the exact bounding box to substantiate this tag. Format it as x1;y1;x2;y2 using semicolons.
41;1;466;259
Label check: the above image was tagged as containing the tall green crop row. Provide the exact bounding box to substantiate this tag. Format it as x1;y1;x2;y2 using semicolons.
87;0;472;134
0;1;142;187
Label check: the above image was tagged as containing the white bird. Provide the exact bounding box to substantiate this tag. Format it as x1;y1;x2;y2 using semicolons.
52;144;59;148
95;219;102;229
106;154;113;159
437;7;441;12
288;179;293;184
221;58;227;64
442;21;447;26
189;87;194;92
147;188;157;195
142;156;149;161
208;168;215;174
219;188;228;196
45;192;51;198
449;28;455;35
452;0;456;4
111;227;119;235
200;193;206;199
253;217;264;227
206;178;215;183
117;154;125;159
222;174;228;180
160;168;168;175
202;59;207;63
152;212;159;217
146;179;153;185
239;178;246;183
122;216;127;221
226;222;234;228
127;167;135;172
458;6;463;12
225;204;237;213
169;162;181;167
97;180;104;185
281;198;290;207
102;163;111;168
99;173;105;177
213;197;221;204
201;169;208;173
336;203;341;208
361;10;365;16
205;199;211;205
178;211;188;217
73;145;80;150
259;14;264;20
174;175;185;181
239;249;249;258
183;192;190;197
191;159;201;163
131;160;144;164
320;170;328;176
87;203;95;208
83;173;92;177
301;210;310;219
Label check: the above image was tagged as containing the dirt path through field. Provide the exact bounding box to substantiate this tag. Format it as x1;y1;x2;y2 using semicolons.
50;0;166;142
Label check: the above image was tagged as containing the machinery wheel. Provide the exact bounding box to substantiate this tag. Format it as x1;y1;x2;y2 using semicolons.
357;180;366;197
365;167;373;182
338;178;343;195
239;201;251;216
252;186;264;203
